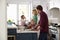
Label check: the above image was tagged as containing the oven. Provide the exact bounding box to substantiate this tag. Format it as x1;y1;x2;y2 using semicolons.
49;26;59;40
8;35;15;40
8;28;16;40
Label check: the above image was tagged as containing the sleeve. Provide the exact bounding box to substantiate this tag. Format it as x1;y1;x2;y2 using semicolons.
40;14;48;29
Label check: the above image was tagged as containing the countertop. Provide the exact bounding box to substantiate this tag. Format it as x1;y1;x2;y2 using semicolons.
7;24;17;29
17;30;38;33
17;30;40;38
7;24;39;36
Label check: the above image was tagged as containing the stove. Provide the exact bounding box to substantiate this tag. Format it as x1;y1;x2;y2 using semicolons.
49;26;59;40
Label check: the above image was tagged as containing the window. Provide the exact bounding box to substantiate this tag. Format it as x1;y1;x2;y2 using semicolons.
7;4;17;24
18;4;32;25
7;4;32;25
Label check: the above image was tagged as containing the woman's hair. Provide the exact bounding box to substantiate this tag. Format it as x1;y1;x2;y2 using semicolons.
32;9;37;15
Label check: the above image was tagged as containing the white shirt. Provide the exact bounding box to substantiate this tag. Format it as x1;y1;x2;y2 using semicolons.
20;19;26;26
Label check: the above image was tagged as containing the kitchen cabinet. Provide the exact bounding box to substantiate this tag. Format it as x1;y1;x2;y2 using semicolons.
7;26;38;40
16;33;37;40
8;28;17;35
7;28;17;40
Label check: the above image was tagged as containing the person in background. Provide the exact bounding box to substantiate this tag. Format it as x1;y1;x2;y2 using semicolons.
27;19;36;29
36;5;49;40
20;15;26;26
32;9;38;24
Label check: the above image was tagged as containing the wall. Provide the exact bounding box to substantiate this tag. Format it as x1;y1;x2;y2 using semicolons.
0;0;7;40
7;0;48;13
48;0;60;9
49;8;60;23
7;0;32;4
48;0;60;22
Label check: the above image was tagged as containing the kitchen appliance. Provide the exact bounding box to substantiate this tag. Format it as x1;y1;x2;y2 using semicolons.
49;26;59;40
8;35;15;40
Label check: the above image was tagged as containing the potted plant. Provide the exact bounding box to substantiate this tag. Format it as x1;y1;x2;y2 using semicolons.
7;19;12;25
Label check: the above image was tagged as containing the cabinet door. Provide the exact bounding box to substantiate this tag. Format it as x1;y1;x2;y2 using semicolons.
16;33;33;40
32;33;37;40
16;33;37;40
16;34;21;40
8;28;16;35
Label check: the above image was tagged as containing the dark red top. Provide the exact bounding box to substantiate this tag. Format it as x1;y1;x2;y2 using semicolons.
39;11;49;33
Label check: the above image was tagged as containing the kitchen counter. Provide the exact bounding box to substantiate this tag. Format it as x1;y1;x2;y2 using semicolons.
7;25;39;37
16;31;38;40
17;29;40;38
7;25;38;33
7;24;17;29
7;25;38;34
7;25;38;40
17;30;38;33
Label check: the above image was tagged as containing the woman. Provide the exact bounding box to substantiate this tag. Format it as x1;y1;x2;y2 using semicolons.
32;9;38;24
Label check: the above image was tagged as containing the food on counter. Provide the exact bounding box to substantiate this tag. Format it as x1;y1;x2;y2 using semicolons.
27;19;36;29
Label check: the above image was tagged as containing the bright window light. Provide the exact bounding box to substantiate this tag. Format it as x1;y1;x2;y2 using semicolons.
7;4;17;24
18;4;32;25
7;4;32;25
